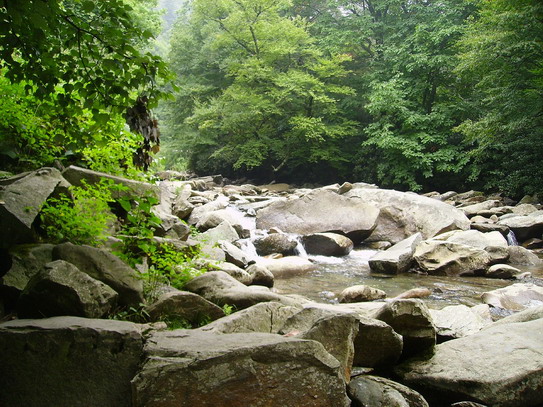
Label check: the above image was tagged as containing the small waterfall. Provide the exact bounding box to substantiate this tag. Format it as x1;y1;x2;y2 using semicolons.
293;235;308;258
506;230;518;246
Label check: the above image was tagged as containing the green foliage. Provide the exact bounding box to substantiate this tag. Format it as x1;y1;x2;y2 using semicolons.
39;180;116;246
109;303;150;323
0;0;173;173
143;243;205;301
113;194;205;301
164;0;357;180
455;0;543;198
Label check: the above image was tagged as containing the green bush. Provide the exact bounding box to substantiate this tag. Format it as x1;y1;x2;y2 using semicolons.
39;180;116;246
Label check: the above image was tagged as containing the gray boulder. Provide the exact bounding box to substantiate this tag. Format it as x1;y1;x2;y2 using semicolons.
0;317;143;407
302;233;354;256
245;263;274;287
220;241;252;268
490;305;543;327
369;233;422;274
481;283;543;311
194;221;239;261
498;211;543;241
256;189;379;242
17;260;118;318
52;242;144;306
348;375;429;407
146;290;225;324
199;302;301;334
413;240;491;276
485;264;524;279
460;200;501;217
430;304;492;341
338;285;387;303
507;245;543;266
62;165;160;200
0;168;64;247
1;244;54;304
372;299;436;359
439;229;509;264
280;306;403;370
255;256;317;278
132;330;350;407
396;318;543;407
346;187;470;244
203;260;253;285
187;195;229;225
253;233;297;256
184;271;295;309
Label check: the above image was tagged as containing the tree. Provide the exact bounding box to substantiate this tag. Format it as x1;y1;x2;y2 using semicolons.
290;0;475;191
0;0;171;170
164;0;357;181
455;0;543;198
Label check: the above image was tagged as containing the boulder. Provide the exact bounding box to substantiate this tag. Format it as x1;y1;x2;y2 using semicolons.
184;271;295;310
204;260;253;285
490;305;543;327
338;285;387;303
301;233;354;257
196;208;253;237
1;244;54;305
132;330;351;407
485;264;524;279
460;200;500;217
199;302;301;334
481;283;543;311
395;318;543;407
353;316;403;369
194;221;240;261
368;233;422;274
17;260;118;319
507;246;543;266
0;168;64;247
62;165;159;200
171;184;194;219
439;229;509;264
146;290;225;324
245;263;274;287
393;287;432;300
498;211;543;241
52;243;144;307
256;189;379;242
372;299;436;359
413;240;491;276
511;203;539;216
255;256;317;278
430;304;492;341
0;317;143;407
348;375;429;407
220;241;252;268
253;233;297;256
280;306;402;370
187;195;229;225
282;313;359;381
345;187;470;244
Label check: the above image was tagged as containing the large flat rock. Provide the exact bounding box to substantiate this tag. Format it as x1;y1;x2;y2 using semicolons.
395;318;543;406
0;317;144;407
346;188;470;244
256;189;379;241
132;330;350;407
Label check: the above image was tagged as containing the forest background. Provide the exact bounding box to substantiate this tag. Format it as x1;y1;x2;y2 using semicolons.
1;0;542;199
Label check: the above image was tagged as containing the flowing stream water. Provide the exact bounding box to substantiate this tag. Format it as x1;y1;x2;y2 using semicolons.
270;247;543;309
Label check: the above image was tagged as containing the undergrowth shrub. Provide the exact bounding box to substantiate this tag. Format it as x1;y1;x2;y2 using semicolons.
39;179;117;246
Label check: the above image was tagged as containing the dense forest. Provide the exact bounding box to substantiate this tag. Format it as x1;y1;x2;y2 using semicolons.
1;0;542;198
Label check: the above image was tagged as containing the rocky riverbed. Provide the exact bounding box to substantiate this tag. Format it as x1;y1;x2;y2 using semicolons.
1;166;543;406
